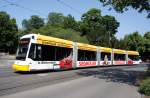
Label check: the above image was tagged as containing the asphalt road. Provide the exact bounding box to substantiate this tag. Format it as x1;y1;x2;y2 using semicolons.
0;60;18;78
0;76;142;98
0;60;149;98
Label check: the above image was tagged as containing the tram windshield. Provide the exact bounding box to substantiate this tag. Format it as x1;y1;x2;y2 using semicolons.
16;38;30;60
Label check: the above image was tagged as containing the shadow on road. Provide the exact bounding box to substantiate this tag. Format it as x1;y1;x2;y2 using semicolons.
15;70;59;75
76;66;147;86
15;69;71;75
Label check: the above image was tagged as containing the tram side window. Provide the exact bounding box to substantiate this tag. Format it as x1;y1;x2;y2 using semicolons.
78;50;96;61
28;43;41;61
114;54;125;60
28;43;36;60
41;45;56;61
101;52;111;60
55;47;72;61
41;46;72;61
128;55;139;61
28;44;72;61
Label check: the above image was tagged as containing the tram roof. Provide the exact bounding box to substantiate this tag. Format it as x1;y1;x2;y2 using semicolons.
100;47;112;53
21;34;139;55
127;51;139;55
77;43;97;51
37;34;73;48
36;34;97;51
113;49;126;54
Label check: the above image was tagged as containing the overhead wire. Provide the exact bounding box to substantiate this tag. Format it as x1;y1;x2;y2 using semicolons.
1;0;47;17
1;0;82;20
57;0;82;15
0;4;10;8
0;0;23;9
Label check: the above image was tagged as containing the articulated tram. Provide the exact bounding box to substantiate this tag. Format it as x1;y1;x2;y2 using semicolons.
12;34;141;71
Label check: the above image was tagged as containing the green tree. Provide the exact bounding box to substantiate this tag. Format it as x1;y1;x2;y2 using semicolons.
31;25;89;43
22;15;44;31
123;32;144;52
143;32;150;61
144;32;150;52
102;15;119;47
111;36;119;48
51;29;89;43
22;19;30;31
99;0;150;18
81;8;106;45
117;39;126;49
63;14;78;31
144;32;150;39
47;12;64;26
0;11;18;53
80;8;119;47
118;31;149;61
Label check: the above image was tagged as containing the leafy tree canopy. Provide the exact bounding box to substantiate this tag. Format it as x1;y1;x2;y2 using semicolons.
0;11;18;53
22;15;44;31
47;12;64;26
99;0;150;18
102;15;119;36
63;14;78;31
80;8;119;47
122;32;144;52
144;32;150;39
31;25;89;44
143;32;150;52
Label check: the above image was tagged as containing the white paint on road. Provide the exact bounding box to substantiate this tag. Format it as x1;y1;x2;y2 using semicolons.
1;76;142;98
37;73;48;76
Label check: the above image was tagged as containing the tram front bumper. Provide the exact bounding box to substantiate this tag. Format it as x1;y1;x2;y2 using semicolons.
12;64;29;71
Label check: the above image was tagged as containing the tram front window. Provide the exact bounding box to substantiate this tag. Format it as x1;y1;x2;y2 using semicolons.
16;38;30;60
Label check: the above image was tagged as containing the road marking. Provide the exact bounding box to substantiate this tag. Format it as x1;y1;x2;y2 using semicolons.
37;73;48;76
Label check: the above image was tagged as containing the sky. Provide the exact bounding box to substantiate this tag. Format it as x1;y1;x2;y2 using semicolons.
0;0;150;39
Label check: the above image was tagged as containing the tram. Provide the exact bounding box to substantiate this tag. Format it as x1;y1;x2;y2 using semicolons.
12;34;141;71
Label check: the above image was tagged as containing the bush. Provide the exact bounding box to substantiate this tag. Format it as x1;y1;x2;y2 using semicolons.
139;78;150;96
